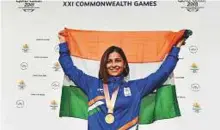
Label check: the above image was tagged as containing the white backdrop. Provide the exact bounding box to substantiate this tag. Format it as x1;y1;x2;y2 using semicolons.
1;0;220;130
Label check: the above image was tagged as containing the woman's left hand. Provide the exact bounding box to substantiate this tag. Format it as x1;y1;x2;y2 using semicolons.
176;39;186;48
58;34;66;43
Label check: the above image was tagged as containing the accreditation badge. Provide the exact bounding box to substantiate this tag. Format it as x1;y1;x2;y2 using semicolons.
124;87;131;97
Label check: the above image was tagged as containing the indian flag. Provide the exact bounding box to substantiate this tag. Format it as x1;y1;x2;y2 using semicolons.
59;28;185;124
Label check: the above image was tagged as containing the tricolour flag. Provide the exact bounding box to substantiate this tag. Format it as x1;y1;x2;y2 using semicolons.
59;28;185;124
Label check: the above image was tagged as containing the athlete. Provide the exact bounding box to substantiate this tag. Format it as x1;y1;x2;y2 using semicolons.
58;34;185;130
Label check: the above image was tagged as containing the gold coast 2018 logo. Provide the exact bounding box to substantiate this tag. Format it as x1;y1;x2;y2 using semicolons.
16;0;42;12
178;0;206;12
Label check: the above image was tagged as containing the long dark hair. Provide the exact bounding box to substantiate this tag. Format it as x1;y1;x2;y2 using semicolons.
98;46;129;83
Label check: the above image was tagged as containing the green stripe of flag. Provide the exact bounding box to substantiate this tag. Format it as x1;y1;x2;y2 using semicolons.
59;86;88;119
139;85;181;124
59;85;181;124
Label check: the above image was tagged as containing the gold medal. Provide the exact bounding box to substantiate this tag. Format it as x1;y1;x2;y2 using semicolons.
103;84;119;124
105;113;115;124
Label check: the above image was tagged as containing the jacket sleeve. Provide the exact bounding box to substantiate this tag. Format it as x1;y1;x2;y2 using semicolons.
133;46;180;97
58;42;98;95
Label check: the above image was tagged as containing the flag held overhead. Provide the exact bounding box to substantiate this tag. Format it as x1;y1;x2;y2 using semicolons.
59;28;192;63
58;28;192;125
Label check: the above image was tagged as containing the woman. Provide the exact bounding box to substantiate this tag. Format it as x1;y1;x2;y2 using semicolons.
58;35;185;130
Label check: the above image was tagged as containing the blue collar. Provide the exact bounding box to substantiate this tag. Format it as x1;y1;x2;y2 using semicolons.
108;75;124;83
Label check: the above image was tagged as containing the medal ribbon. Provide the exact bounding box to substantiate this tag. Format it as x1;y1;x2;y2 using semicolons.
103;84;119;114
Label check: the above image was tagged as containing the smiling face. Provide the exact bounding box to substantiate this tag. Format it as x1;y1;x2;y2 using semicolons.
106;51;125;77
99;46;129;83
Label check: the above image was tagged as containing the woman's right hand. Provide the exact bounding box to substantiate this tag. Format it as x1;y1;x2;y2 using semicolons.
58;34;66;43
176;39;186;48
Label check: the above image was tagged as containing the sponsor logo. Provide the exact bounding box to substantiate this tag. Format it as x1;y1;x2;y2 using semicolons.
189;45;198;54
53;62;61;71
191;83;200;92
192;102;201;113
190;63;199;73
20;62;28;70
16;100;24;108
22;44;29;53
17;80;26;90
16;0;42;12
50;100;58;110
178;0;206;12
51;81;60;90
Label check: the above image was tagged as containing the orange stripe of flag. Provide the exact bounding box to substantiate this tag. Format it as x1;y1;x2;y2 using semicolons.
59;28;185;63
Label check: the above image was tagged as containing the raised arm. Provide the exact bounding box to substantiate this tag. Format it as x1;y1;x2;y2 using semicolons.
58;35;98;95
133;40;185;97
